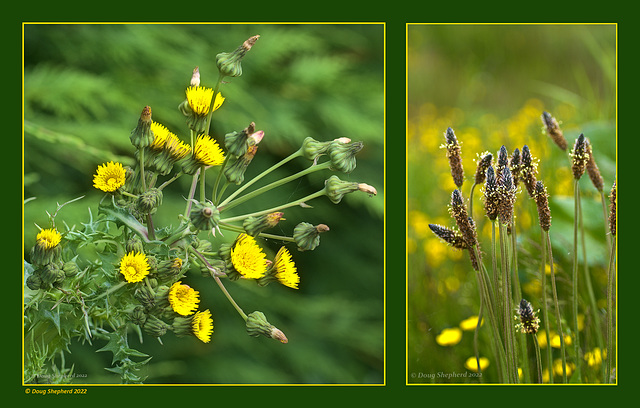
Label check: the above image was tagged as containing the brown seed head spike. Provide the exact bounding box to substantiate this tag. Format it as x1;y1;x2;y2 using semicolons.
483;165;498;221
609;181;616;236
474;152;493;185
521;145;538;198
585;140;604;192
510;148;521;188
496;145;509;185
450;189;480;270
534;181;551;231
571;134;589;180
542;111;568;150
497;166;516;226
444;127;465;188
428;224;467;250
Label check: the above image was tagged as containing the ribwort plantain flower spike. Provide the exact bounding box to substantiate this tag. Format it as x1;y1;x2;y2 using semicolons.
442;127;465;188
496;166;516;226
474;152;493;185
585;140;604;192
521;145;538;198
428;224;467;250
510;148;521;188
450;189;480;270
542;111;568;151
515;298;540;335
483;165;499;221
609;181;616;236
571;134;589;180
534;181;552;232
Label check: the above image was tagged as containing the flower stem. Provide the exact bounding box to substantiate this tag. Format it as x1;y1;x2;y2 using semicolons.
218;221;295;242
157;172;183;191
533;334;543;383
204;74;224;137
219;161;331;212
510;214;528;383
540;226;553;384
182;168;200;221
545;229;567;383
220;189;327;224
606;235;616;383
572;179;582;382
499;222;517;382
473;294;484;381
199;165;206;203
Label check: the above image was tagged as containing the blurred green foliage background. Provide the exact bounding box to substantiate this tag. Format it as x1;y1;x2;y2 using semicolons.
407;24;615;383
23;23;384;384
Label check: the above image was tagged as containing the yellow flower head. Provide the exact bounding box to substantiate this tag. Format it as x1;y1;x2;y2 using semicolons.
435;327;462;347
93;161;126;192
193;134;225;166
230;233;267;279
168;281;200;316
459;315;484;331
192;309;214;343
464;356;490;372
119;251;150;283
165;134;191;160
150;121;171;150
584;348;606;367
186;86;224;116
36;228;61;250
273;247;300;289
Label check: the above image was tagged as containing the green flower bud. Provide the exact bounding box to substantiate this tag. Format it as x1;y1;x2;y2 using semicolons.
40;263;65;287
26;273;43;290
216;35;259;78
129;306;147;326
293;222;329;251
243;212;285;237
224;145;258;185
157;257;184;280
130;106;154;149
134;286;156;310
189;201;220;231
63;261;80;278
327;139;363;173
178;99;209;135
126;166;157;195
126;236;145;255
137;188;163;215
245;311;288;344
142;315;170;338
192;237;213;253
153;285;171;312
172;314;194;337
300;137;333;161
225;122;255;157
324;175;359;204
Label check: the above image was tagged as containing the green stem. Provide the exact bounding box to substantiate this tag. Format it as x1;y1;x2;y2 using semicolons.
533;334;543;384
469;182;477;219
158;172;183;191
89;281;127;301
545;230;567;383
182;168;201;221
121;191;140;200
600;190;612;253
572;179;582;382
218;222;295;243
204;74;225;137
491;220;501;334
499;222;517;382
220;189;327;224
212;156;230;205
540;226;553;384
219;161;332;212
139;148;147;192
199;165;206;203
219;149;304;208
511;214;528;383
606;236;616;383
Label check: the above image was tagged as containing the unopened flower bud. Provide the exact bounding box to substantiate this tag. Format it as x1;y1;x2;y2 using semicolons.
143;315;170;337
137;188;163;215
190;201;220;231
225;122;262;157
245;311;288;344
224;145;258;185
327;139;363;173
63;260;80;278
126;236;145;255
130;106;154;148
30;228;63;266
157;257;184;280
40;263;65;287
358;183;377;196
190;66;200;87
135;286;156;310
300;137;333;161
216;35;259;78
293;222;329;251
243;212;285;236
26;273;43;290
129;306;147;326
324;175;360;204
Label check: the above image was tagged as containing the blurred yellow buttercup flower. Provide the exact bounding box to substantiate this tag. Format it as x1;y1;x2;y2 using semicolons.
584;348;606;367
464;356;489;372
459;315;484;331
435;327;462;346
273;247;300;289
36;228;61;250
168;281;200;316
93;161;126;192
192;309;214;343
230;233;268;279
119;251;150;283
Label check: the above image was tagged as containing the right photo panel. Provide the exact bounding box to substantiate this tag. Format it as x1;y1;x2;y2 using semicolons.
407;24;617;384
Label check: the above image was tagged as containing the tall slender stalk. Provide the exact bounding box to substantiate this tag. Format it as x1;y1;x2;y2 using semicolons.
572;179;582;381
532;334;543;383
510;215;529;383
606;236;616;383
545;230;567;383
540;226;553;383
499;223;517;382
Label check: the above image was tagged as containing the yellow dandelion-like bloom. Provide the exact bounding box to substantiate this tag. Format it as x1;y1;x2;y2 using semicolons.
186;86;224;116
435;327;462;347
165;134;191;160
168;281;200;316
93;161;126;193
193;134;225;166
36;228;61;250
459;315;484;331
273;247;300;289
150;121;171;150
119;251;150;283
192;309;214;343
230;233;267;279
584;348;606;367
464;356;490;372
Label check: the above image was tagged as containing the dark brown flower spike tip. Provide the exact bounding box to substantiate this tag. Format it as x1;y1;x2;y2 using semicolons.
571;134;589;180
534;180;551;232
542;111;568;151
444;127;465;188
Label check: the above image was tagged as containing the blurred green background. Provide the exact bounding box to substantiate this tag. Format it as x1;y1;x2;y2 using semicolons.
23;23;384;384
407;24;615;383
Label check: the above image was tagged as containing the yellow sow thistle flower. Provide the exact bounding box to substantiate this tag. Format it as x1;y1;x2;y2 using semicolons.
435;327;462;347
36;228;62;250
150;121;171;150
168;281;200;316
186;86;224;116
194;134;225;166
192;309;214;343
93;161;126;192
119;251;150;283
273;247;300;289
230;233;268;279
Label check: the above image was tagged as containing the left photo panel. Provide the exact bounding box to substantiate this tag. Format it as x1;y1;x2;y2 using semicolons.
23;23;385;385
